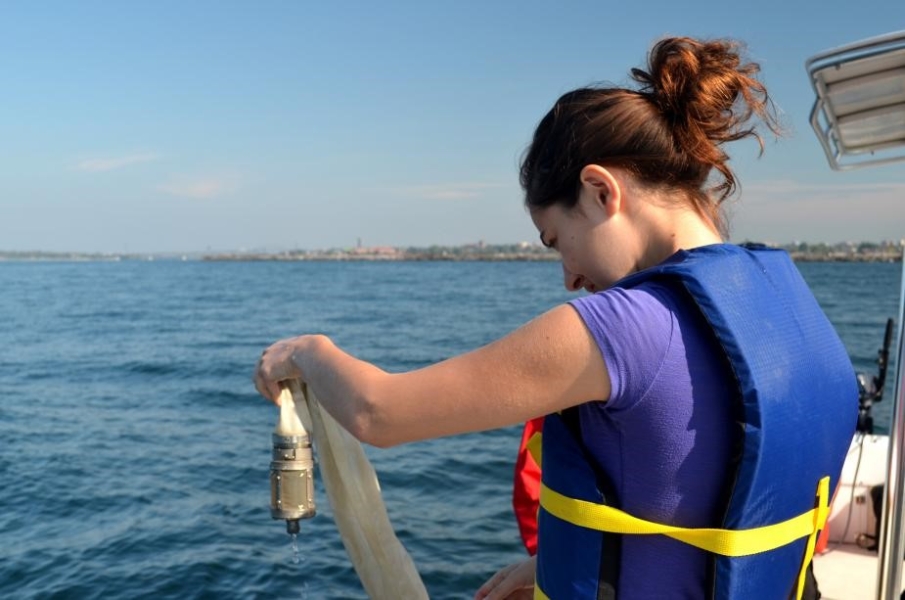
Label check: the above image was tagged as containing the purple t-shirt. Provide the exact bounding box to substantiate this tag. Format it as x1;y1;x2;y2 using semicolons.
569;281;736;598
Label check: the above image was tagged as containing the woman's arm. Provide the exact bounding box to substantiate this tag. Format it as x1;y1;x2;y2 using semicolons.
254;303;609;447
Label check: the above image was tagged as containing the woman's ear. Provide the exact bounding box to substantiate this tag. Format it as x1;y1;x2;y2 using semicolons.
579;164;621;217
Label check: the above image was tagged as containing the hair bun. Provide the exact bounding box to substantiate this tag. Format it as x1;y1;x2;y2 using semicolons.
633;38;761;126
630;37;780;200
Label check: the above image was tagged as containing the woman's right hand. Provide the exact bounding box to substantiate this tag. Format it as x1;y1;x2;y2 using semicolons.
254;334;327;404
474;556;536;600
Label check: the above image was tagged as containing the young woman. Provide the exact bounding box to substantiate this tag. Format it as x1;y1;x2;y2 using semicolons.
254;37;858;600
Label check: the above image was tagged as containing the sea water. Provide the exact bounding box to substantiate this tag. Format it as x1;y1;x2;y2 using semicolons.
0;259;899;599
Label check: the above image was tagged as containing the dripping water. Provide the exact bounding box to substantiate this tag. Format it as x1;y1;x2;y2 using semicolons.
288;533;309;599
289;533;301;565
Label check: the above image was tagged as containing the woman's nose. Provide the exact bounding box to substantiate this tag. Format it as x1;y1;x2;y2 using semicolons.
563;265;586;292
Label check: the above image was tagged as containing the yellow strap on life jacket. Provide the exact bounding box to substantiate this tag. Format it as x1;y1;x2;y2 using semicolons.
535;476;830;600
526;431;542;466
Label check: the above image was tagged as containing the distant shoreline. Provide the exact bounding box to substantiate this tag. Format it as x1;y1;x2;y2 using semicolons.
2;242;902;263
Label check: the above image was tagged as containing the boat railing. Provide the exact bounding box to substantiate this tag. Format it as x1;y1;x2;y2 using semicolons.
806;30;905;171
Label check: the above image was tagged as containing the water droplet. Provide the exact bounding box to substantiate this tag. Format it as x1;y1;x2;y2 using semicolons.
284;533;308;597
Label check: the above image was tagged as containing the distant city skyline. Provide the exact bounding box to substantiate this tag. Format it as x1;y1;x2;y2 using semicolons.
2;2;903;254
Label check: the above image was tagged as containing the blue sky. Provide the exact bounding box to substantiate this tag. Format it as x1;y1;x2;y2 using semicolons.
2;1;903;253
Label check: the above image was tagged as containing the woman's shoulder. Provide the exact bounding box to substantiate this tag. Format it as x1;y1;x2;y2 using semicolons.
568;282;707;374
569;280;687;323
569;284;683;353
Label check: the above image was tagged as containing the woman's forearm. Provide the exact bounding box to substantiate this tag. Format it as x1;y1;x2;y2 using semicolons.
293;334;395;447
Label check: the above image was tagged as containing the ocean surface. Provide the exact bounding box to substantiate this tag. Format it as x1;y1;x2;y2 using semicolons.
1;259;901;599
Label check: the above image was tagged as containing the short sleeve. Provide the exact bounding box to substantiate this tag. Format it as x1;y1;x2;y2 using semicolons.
568;285;676;411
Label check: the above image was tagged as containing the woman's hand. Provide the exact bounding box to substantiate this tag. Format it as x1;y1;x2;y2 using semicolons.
253;335;324;404
474;556;536;600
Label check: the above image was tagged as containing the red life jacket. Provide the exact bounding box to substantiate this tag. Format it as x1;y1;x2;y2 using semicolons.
513;416;544;555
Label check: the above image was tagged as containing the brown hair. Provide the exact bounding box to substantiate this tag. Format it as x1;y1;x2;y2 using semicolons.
519;37;782;234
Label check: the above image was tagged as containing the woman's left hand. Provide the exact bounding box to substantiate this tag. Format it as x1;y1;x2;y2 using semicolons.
253;335;322;404
474;556;536;600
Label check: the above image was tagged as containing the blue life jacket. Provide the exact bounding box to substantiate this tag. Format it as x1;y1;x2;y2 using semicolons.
535;244;858;600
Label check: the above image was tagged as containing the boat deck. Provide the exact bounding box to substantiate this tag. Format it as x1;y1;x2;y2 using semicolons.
813;542;903;599
811;435;895;598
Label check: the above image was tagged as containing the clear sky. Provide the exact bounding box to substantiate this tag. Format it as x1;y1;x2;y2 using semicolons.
2;1;903;254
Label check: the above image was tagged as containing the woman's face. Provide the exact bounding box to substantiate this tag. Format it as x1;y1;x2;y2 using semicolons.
531;189;636;293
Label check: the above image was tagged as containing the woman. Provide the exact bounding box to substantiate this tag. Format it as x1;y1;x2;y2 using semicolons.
255;37;858;599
